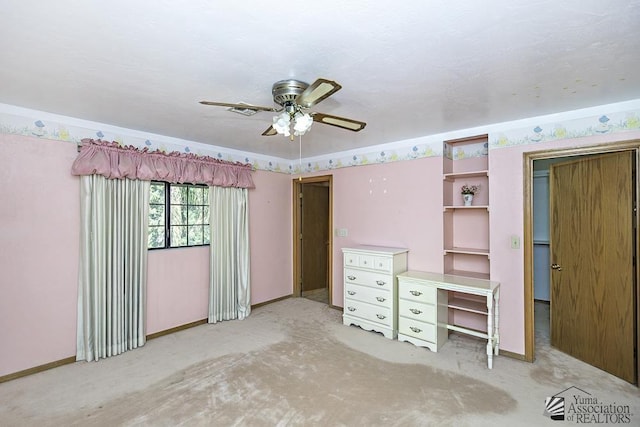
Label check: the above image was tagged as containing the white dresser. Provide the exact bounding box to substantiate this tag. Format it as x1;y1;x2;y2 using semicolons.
342;246;408;339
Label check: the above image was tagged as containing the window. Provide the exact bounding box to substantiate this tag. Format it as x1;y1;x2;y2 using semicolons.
148;182;210;249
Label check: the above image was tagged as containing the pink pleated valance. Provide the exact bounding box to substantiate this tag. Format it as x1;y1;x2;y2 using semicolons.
71;139;255;189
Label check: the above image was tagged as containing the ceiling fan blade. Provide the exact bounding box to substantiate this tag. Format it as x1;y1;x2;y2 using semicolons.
262;125;278;136
312;112;366;132
296;78;342;108
199;101;278;112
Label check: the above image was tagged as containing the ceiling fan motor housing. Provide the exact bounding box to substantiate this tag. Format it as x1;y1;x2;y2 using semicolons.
272;80;309;106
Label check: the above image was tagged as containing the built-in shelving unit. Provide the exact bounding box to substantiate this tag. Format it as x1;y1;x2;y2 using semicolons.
442;135;490;280
442;135;493;337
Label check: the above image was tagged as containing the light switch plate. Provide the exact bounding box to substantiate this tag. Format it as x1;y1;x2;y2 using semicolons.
337;228;348;237
511;235;520;249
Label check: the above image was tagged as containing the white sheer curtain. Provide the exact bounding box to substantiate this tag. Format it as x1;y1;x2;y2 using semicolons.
76;175;150;362
209;186;251;323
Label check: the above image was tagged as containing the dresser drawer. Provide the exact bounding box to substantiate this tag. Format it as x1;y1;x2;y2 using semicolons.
398;281;437;303
344;253;393;273
344;252;359;267
344;299;392;327
398;299;436;323
398;318;436;343
345;268;393;291
345;283;392;308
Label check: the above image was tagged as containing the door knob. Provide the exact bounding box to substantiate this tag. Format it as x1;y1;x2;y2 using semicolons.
551;263;563;271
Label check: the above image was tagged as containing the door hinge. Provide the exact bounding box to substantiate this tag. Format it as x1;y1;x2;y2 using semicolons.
299;233;303;240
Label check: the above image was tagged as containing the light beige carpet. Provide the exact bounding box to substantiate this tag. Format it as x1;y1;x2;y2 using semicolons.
1;299;638;426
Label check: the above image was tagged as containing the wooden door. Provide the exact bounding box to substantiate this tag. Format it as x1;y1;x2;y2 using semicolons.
301;183;329;294
550;151;636;383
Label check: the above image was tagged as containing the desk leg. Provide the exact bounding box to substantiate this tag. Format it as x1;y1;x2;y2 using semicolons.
486;294;494;369
494;288;500;356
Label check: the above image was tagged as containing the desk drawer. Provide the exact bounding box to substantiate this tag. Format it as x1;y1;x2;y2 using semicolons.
398;318;436;343
398;299;436;323
344;299;392;327
398;281;437;303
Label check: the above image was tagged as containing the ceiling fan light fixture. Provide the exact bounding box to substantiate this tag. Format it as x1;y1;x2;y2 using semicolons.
272;112;291;137
272;103;313;138
293;112;313;136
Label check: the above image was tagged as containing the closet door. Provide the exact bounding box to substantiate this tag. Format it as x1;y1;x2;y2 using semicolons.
550;151;635;383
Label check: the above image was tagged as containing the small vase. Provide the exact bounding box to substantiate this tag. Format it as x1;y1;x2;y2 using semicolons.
463;193;474;206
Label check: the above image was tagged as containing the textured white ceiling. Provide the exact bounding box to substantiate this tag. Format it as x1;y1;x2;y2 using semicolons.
1;1;639;159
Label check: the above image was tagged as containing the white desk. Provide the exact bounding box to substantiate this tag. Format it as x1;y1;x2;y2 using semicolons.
397;271;500;369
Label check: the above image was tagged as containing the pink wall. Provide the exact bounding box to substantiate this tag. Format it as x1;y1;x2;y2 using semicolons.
489;130;640;355
146;170;293;334
146;247;210;334
3;129;638;377
322;132;640;355
0;134;79;377
329;157;444;305
0;136;293;377
248;170;293;303
147;171;293;334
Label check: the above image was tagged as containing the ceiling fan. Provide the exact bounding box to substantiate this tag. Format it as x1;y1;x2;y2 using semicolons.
200;78;366;139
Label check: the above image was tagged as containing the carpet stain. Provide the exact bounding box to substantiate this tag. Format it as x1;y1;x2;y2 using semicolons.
42;318;516;426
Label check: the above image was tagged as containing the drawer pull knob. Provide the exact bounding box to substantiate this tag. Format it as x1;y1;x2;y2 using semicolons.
347;290;356;296
376;280;386;286
363;260;367;264
376;314;386;320
409;326;422;333
376;297;386;302
409;308;422;315
347;306;356;312
347;275;356;281
409;290;422;296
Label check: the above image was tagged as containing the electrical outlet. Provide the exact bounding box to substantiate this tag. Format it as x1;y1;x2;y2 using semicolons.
336;228;348;237
510;235;520;249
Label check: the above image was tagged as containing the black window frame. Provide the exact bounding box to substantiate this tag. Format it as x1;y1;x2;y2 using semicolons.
148;181;210;250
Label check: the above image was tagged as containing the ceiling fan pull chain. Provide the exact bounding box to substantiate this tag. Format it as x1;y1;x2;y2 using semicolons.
298;135;303;181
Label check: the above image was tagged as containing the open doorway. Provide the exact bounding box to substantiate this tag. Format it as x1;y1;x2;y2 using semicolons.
524;141;639;384
293;175;333;306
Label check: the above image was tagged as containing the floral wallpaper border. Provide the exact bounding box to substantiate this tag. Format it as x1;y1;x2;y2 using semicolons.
491;109;640;149
2;101;639;174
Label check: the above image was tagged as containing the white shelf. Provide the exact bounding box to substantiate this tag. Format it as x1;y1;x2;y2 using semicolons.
443;170;489;181
448;296;487;315
447;324;489;340
443;205;489;211
445;269;490;280
444;246;489;256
